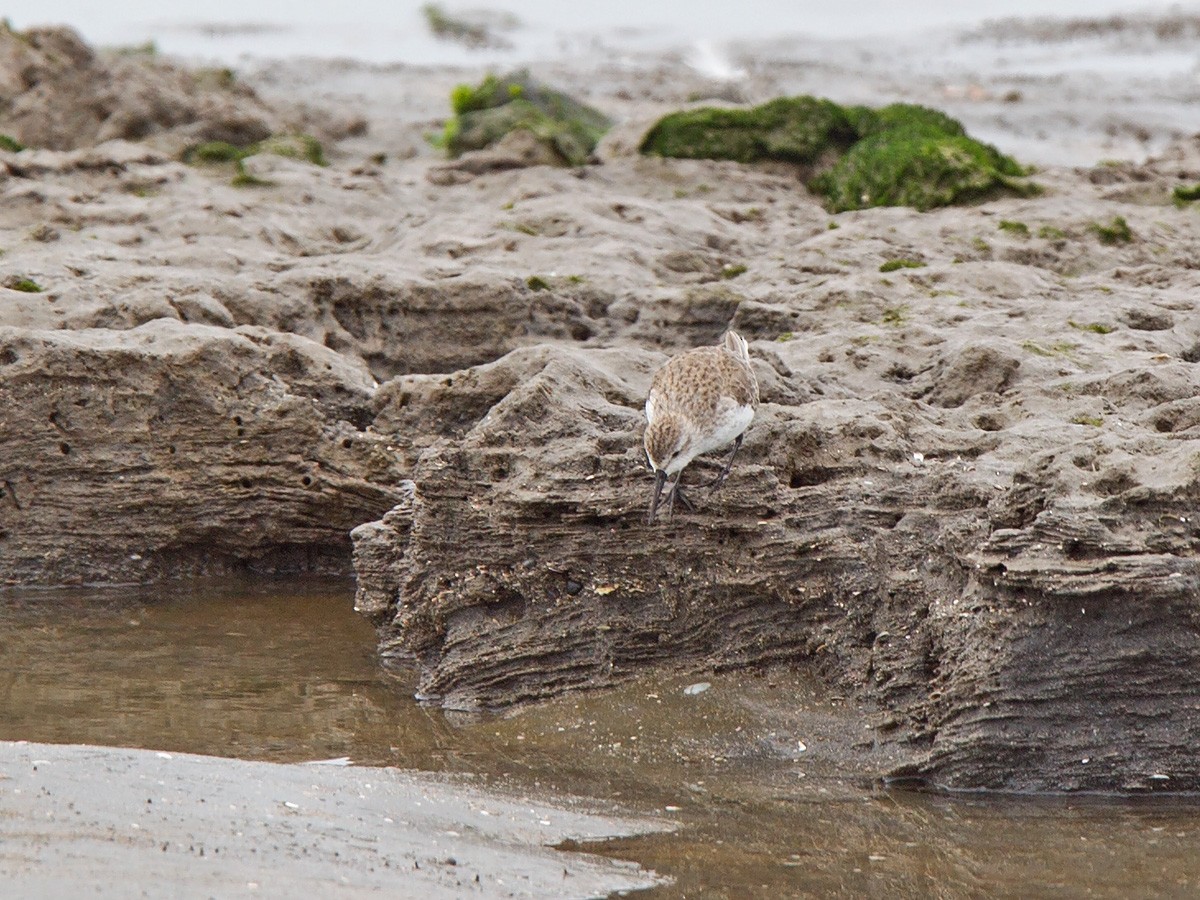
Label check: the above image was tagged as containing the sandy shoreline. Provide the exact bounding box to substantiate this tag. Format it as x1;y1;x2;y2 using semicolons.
0;740;668;897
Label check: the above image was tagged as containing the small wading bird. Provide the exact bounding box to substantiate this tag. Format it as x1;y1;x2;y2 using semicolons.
643;331;759;524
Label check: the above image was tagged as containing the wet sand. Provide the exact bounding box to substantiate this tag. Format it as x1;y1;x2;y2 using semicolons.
0;740;668;897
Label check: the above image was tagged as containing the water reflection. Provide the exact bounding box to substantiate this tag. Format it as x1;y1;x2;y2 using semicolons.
2;577;1199;898
0;578;445;765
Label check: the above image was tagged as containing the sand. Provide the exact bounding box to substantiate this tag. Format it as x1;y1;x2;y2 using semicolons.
0;741;668;897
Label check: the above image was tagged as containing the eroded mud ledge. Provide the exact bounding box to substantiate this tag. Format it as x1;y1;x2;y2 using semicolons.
6;26;1200;792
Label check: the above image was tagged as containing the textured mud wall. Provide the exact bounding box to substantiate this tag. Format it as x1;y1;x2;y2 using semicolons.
0;320;406;583
7;26;1200;791
352;343;1200;792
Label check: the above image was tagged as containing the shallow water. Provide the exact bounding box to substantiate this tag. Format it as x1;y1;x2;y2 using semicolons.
3;0;1191;65
3;577;1200;897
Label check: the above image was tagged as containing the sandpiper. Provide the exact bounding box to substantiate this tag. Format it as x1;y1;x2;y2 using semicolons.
643;331;759;523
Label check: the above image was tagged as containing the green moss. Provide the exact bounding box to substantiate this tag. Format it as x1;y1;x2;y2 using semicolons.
776;332;795;342
827;221;839;230
1024;339;1078;359
1071;415;1104;427
813;116;1033;212
230;169;274;188
7;277;42;292
452;97;598;164
1174;183;1200;203
998;219;1029;236
450;81;482;116
1037;225;1067;240
184;141;246;163
879;258;925;272
1089;216;1133;244
183;134;325;186
526;275;550;291
641;96;858;165
185;134;325;167
441;71;612;166
972;237;992;253
721;263;748;279
642;97;1035;212
257;133;327;166
1068;320;1114;334
881;306;908;326
0;134;24;152
845;103;957;137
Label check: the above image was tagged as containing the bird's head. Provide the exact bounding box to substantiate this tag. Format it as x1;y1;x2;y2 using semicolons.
644;413;691;475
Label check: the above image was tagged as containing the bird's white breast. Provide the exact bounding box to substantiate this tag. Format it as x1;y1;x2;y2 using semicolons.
674;398;754;471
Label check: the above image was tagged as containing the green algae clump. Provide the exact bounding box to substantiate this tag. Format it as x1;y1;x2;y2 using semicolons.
257;133;327;166
0;134;25;152
183;133;326;168
641;97;1035;213
809;104;1032;212
640;97;857;165
879;258;926;272
184;141;245;164
1089;216;1133;245
6;277;42;292
182;133;327;188
440;71;612;166
1174;183;1200;203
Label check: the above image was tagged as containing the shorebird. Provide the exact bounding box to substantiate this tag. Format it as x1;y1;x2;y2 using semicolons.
643;331;759;523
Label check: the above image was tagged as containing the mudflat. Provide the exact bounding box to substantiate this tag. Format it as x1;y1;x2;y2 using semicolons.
2;13;1200;804
0;740;668;897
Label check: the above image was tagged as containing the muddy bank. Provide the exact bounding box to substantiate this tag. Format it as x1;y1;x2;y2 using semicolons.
4;24;1200;792
0;741;667;896
349;146;1200;792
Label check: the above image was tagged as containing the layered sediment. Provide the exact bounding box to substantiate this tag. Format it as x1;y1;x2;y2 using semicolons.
5;25;1200;791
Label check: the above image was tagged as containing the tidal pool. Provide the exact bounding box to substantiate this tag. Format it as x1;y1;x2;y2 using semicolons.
1;577;1197;897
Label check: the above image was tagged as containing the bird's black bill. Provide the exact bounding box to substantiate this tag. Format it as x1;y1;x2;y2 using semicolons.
647;469;668;524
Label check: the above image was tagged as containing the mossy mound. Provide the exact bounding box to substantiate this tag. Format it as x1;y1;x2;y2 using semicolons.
811;118;1031;212
256;133;327;166
181;133;327;186
641;97;1035;212
182;133;327;167
640;97;858;165
440;71;612;166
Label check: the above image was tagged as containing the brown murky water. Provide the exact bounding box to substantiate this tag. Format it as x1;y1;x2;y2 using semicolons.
2;577;1199;897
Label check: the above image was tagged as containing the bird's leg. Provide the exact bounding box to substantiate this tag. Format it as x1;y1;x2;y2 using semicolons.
665;472;683;518
672;483;697;513
706;433;744;494
665;468;698;517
